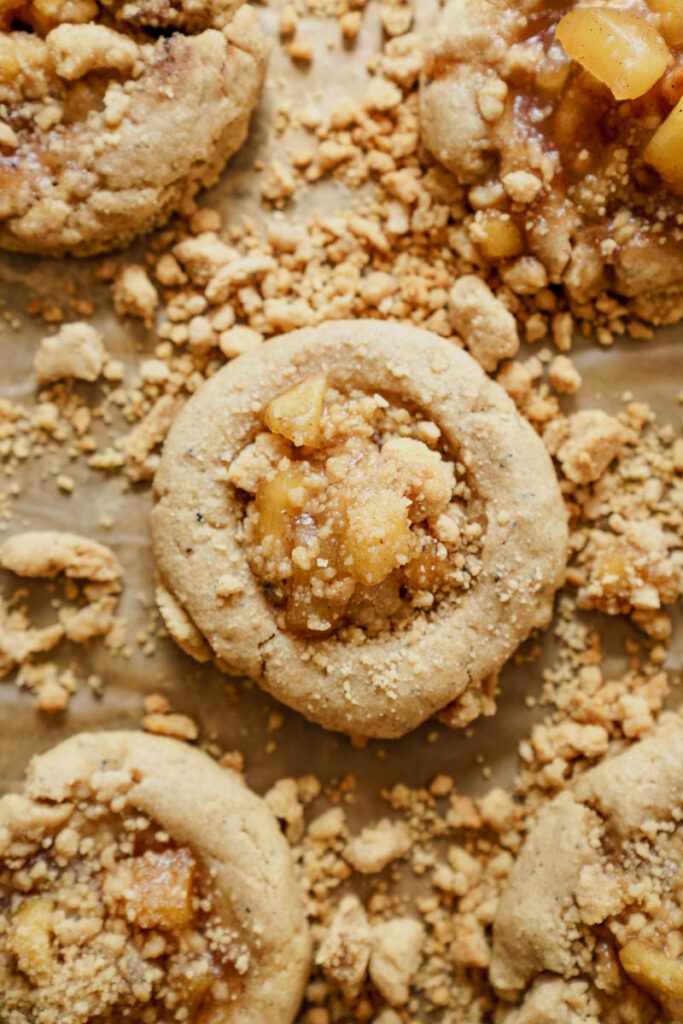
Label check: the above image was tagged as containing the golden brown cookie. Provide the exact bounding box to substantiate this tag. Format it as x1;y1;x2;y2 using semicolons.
491;717;683;1023
420;0;683;323
0;0;268;255
0;730;311;1024
151;320;568;738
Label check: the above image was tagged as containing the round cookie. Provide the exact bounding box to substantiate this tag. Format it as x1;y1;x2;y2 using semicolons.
0;0;268;256
151;319;568;738
419;0;683;324
0;730;311;1024
491;717;683;1023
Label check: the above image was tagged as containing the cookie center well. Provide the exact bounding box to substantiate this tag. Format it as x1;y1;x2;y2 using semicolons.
1;801;249;1024
228;375;486;638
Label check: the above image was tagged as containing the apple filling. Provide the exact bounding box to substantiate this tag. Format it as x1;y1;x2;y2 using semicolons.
1;802;249;1024
552;2;683;190
228;375;485;637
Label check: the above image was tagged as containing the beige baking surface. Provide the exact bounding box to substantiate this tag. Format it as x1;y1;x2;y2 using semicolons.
0;0;681;833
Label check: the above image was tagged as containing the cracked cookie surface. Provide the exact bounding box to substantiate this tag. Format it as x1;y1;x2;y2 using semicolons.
0;0;268;255
150;320;567;739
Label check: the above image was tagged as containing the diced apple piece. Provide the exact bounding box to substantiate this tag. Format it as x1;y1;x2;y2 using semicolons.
255;469;311;548
105;848;196;931
469;212;524;261
647;0;683;46
264;375;327;448
9;899;54;980
644;95;683;188
620;938;683;1000
344;489;414;586
556;7;669;101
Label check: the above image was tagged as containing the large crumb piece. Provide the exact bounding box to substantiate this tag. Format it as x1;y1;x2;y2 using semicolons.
0;607;63;677
113;265;159;324
34;322;106;385
555;410;626;485
316;895;372;999
369;917;425;1005
0;531;121;583
344;819;412;873
120;395;183;482
61;595;118;643
449;275;519;372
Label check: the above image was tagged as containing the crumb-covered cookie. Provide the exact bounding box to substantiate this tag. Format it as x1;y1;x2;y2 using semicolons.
420;0;683;324
491;716;683;1023
151;320;567;738
0;0;268;256
0;730;311;1024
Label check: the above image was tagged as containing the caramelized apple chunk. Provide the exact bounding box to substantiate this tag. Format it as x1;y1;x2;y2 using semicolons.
648;0;683;45
556;7;670;101
104;848;196;930
644;94;683;187
264;374;327;447
619;939;683;1001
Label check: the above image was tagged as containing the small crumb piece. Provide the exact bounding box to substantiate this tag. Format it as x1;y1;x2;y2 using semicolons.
219;750;245;772
142;712;198;741
144;693;170;714
557;409;626;484
477;787;518;832
501;170;543;203
265;778;304;842
340;10;362;38
219;325;264;359
549;355;582;395
34;678;69;713
363;77;403;112
112;265;159;324
279;3;298;34
449;276;519;371
34;322;106;385
288;37;314;61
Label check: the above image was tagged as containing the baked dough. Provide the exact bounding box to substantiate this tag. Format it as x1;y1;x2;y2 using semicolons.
151;320;568;738
419;0;683;324
0;0;268;255
0;730;311;1024
491;717;683;1023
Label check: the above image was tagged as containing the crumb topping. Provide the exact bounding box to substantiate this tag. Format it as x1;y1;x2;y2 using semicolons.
228;375;485;637
0;785;250;1024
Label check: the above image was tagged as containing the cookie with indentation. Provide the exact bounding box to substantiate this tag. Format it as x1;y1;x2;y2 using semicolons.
0;730;311;1024
151;319;567;738
0;0;268;255
491;716;683;1023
